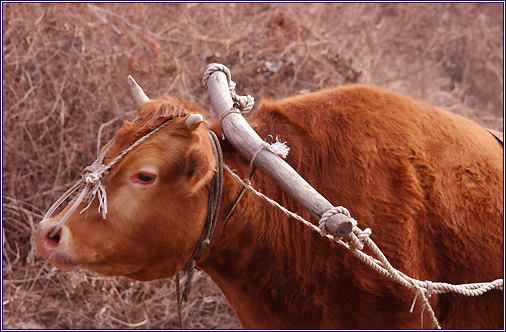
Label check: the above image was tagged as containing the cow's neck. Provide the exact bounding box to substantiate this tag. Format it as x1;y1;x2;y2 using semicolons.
195;138;331;329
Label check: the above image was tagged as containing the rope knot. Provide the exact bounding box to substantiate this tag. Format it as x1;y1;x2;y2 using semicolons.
203;63;255;116
319;206;352;239
349;227;372;251
263;136;290;159
82;167;102;186
80;163;108;219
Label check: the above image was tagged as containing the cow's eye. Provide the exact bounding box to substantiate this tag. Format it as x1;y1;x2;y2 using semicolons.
138;173;154;182
130;171;157;185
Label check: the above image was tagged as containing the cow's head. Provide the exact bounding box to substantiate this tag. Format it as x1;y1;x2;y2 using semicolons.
36;78;216;281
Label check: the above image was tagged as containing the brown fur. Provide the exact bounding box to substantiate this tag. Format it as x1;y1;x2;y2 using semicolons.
36;84;503;329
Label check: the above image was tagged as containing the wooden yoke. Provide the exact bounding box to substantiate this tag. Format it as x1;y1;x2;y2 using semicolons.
204;66;353;238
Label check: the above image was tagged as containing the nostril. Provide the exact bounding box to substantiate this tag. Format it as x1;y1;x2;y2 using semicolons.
46;227;61;246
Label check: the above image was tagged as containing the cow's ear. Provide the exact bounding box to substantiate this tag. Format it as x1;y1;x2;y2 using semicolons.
184;149;214;193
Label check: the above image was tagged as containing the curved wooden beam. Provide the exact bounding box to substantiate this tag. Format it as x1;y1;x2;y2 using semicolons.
205;69;353;237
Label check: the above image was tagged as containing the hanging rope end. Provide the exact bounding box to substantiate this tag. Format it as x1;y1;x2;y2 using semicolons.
268;136;290;159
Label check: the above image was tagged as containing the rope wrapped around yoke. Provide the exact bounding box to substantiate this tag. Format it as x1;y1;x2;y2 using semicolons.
203;63;255;116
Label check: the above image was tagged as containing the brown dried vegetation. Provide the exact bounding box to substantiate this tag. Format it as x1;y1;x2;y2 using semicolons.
2;3;503;329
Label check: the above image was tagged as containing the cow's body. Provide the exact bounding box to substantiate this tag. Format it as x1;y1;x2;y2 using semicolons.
36;84;503;329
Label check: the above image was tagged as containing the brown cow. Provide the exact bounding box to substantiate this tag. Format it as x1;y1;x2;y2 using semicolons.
36;84;503;329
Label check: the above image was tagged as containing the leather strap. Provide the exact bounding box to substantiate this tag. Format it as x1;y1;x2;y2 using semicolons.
180;130;223;302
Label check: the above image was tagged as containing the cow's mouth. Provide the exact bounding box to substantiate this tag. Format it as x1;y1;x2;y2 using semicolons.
47;253;80;272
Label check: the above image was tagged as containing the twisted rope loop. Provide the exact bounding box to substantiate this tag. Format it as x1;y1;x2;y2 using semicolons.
203;63;255;115
247;135;290;175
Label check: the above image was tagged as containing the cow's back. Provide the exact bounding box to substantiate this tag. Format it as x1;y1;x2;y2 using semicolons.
250;84;503;328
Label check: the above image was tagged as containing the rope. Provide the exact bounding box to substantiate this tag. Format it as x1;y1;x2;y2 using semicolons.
203;63;255;115
175;272;183;329
222;135;288;227
222;164;503;329
219;108;241;122
224;164;328;235
222;168;255;227
101;118;172;175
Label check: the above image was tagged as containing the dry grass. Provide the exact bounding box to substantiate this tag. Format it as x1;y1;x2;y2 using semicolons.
2;3;503;329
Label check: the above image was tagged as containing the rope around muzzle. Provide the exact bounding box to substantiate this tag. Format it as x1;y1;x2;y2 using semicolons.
44;118;174;238
44;108;223;327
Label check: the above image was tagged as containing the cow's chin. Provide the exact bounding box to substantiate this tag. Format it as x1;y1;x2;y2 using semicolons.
124;269;171;282
75;258;178;282
47;255;81;272
52;261;80;272
122;262;181;282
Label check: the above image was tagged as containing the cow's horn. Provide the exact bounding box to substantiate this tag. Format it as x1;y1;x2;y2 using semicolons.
128;75;151;108
184;114;204;131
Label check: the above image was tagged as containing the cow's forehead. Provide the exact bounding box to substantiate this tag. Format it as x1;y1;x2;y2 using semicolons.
104;99;197;164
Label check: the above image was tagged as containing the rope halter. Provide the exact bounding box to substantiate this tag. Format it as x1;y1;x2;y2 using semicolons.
44;117;173;238
43;75;171;238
